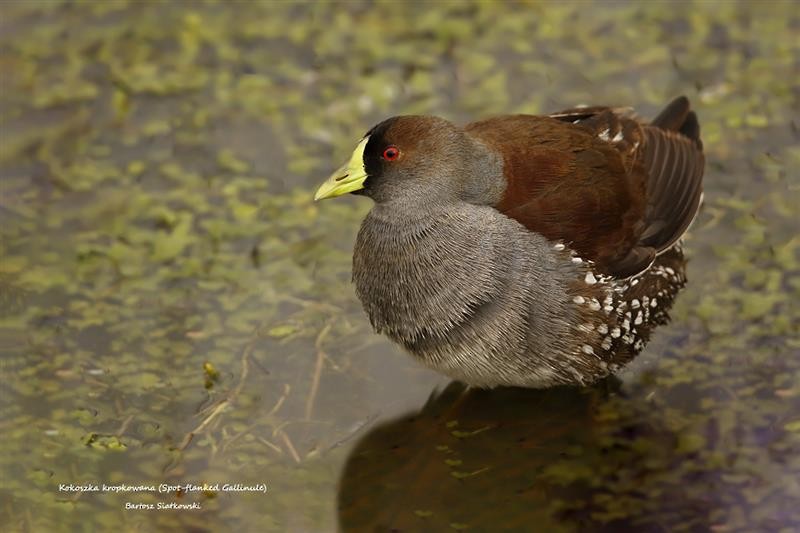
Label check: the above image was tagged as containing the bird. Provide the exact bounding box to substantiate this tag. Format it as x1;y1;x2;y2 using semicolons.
314;96;704;388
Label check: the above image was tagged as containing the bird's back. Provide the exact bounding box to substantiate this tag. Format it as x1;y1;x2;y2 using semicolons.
467;96;704;278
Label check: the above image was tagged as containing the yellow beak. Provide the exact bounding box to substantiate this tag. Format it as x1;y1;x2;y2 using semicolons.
314;137;370;201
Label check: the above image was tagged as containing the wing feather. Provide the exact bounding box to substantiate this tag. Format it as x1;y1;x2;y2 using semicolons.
470;97;704;278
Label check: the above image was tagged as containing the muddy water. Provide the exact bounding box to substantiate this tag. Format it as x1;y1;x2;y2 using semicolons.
1;2;797;532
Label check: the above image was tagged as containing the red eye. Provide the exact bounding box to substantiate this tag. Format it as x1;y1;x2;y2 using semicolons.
382;146;400;161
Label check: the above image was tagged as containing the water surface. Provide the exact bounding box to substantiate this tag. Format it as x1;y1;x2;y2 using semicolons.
1;1;798;531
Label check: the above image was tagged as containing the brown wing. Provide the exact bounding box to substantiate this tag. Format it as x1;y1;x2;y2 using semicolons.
466;96;704;278
638;98;705;253
466;111;648;275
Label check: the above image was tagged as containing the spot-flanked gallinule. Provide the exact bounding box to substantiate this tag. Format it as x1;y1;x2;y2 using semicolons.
315;96;704;388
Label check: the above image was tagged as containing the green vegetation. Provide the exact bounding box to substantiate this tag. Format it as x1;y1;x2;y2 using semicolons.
0;1;797;531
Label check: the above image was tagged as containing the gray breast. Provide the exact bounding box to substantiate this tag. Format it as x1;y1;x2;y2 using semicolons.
352;203;582;388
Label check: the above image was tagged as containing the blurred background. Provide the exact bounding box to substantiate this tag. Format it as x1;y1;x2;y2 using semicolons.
0;1;797;531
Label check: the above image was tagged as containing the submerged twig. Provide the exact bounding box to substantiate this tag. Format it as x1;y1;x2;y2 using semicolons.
268;383;291;418
304;322;333;421
257;436;284;455
178;399;230;451
232;340;253;397
325;412;381;453
220;384;291;453
277;429;301;463
178;336;256;451
115;415;134;437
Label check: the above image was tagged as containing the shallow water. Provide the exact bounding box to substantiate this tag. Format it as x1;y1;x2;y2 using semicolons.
1;1;798;532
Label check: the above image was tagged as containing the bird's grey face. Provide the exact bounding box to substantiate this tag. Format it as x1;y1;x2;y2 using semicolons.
314;116;470;204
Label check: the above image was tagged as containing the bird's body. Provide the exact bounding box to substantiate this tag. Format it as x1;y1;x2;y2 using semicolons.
316;97;704;388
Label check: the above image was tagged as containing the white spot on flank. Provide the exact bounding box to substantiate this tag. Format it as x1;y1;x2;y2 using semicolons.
585;272;597;285
597;324;608;334
572;257;583;264
581;344;595;355
612;130;624;142
573;296;585;304
601;337;613;350
651;299;658;307
631;299;640;309
598;128;610;141
589;299;601;311
665;267;675;275
611;327;621;338
634;312;643;325
565;366;585;384
554;243;565;251
604;305;614;313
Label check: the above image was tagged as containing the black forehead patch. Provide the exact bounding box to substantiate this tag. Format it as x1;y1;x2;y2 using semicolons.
363;117;399;179
364;116;396;141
